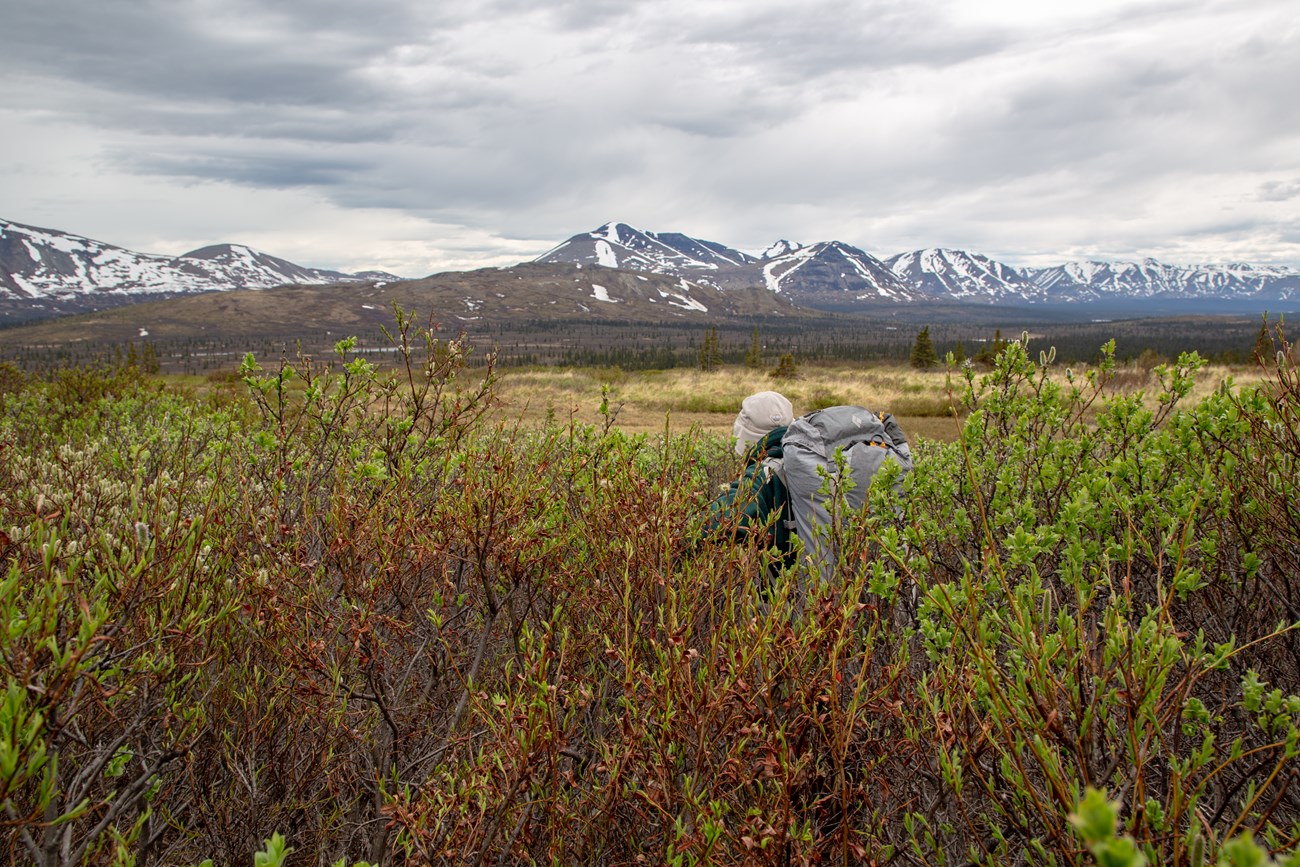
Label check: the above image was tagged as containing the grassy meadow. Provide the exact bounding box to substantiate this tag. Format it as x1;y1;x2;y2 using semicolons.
487;356;1271;442
1;320;1299;865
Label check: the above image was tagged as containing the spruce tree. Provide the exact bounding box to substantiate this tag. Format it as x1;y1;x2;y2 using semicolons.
698;326;722;371
141;342;160;375
769;353;798;380
910;326;938;369
1253;315;1274;363
951;339;967;365
744;327;763;369
975;328;1007;365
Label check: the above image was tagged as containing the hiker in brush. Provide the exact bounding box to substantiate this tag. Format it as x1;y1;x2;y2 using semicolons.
703;392;914;582
702;391;797;570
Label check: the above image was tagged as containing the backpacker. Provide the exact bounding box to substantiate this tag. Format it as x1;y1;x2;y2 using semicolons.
705;406;912;579
779;406;913;579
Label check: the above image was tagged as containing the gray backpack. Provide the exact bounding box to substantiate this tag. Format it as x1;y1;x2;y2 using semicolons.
779;405;913;579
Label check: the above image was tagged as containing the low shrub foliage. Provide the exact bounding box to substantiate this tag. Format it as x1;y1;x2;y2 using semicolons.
1;313;1298;864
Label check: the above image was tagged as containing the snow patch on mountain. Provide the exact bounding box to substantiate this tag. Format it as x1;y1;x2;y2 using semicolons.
594;241;619;269
659;279;709;312
761;240;802;260
762;261;783;293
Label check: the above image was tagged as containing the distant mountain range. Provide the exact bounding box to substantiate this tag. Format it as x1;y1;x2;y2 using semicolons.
0;218;397;320
538;222;1300;309
4;217;1299;328
0;261;810;374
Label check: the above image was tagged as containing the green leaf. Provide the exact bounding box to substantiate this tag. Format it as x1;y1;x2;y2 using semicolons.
1070;787;1120;844
253;833;293;867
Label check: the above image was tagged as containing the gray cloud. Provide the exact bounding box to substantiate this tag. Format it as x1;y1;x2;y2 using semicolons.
1;0;1298;274
113;146;371;189
2;1;384;105
1260;181;1300;202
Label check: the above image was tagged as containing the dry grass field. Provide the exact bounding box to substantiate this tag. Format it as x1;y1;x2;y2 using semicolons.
488;358;1269;442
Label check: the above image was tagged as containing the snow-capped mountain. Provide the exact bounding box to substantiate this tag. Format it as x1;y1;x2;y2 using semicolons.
887;248;1041;303
538;225;913;301
761;241;916;304
0;218;397;308
537;225;987;304
539;223;1300;309
1029;259;1300;302
535;222;757;287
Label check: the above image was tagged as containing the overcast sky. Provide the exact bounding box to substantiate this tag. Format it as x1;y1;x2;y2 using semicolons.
2;0;1298;277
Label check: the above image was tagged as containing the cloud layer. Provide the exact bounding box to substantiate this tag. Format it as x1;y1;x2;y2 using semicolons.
2;0;1298;275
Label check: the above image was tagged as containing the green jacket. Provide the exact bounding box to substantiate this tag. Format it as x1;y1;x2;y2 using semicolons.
705;426;794;558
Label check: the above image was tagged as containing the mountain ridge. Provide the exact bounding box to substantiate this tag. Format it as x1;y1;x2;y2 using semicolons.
5;218;1300;326
540;222;1300;308
0;218;399;320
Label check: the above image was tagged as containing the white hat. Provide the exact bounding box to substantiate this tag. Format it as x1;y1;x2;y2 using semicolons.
732;391;793;455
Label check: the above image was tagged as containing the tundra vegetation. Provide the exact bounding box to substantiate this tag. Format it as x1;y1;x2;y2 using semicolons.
1;311;1298;866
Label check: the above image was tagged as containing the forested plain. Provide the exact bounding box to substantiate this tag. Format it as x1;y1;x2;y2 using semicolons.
2;313;1300;865
1;299;1285;376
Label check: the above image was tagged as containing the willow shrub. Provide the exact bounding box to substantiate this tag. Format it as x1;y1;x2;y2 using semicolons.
1;319;1298;865
0;369;248;865
881;336;1300;865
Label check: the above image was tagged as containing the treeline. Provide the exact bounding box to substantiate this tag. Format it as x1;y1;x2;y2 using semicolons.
0;310;1276;377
